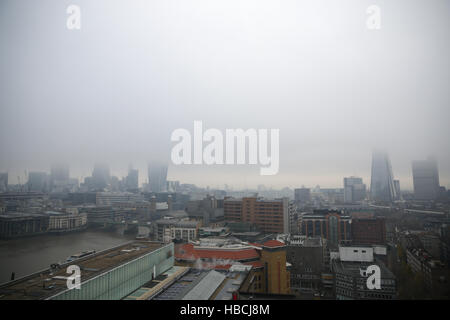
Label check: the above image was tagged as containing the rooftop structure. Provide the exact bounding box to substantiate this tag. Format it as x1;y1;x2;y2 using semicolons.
0;241;173;300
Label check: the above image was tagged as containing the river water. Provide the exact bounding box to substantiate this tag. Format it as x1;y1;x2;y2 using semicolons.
0;229;136;284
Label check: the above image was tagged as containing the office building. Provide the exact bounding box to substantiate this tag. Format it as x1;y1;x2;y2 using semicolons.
370;151;397;202
299;210;351;247
343;177;366;203
412;157;440;201
224;197;293;234
91;163;111;190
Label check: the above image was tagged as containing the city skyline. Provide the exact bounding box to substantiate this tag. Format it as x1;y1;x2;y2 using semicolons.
0;150;447;191
1;0;449;190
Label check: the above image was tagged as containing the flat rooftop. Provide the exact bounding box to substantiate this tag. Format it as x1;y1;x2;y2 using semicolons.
150;266;250;300
0;241;165;300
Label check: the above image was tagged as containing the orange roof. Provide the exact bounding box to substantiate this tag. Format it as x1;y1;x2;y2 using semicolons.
175;243;260;262
263;240;285;248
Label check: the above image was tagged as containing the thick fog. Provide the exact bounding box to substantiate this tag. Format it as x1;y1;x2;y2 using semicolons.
0;0;449;189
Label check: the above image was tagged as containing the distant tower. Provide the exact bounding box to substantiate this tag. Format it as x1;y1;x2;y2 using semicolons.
92;163;111;190
126;165;139;190
370;151;397;202
148;163;168;193
412;156;440;200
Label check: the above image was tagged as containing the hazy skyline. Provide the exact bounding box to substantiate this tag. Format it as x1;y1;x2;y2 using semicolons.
1;0;449;189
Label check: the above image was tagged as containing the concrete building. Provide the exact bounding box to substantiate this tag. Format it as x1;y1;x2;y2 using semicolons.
332;246;396;300
412;157;440;201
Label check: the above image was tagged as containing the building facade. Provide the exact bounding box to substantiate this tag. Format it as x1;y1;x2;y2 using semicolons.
224;197;293;234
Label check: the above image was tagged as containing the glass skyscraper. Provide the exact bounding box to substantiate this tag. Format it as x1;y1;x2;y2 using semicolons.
370;151;397;202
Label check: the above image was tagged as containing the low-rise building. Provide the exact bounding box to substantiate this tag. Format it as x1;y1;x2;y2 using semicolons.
45;211;87;232
154;217;201;243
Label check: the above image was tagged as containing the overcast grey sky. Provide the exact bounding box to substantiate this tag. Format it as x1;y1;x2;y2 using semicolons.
1;0;449;190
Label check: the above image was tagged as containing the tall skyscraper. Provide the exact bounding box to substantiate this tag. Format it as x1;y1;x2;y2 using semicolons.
126;166;139;190
412;157;440;200
92;163;111;190
343;176;366;203
0;173;8;192
50;164;69;182
370;151;397;202
27;172;48;192
148;163;168;193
